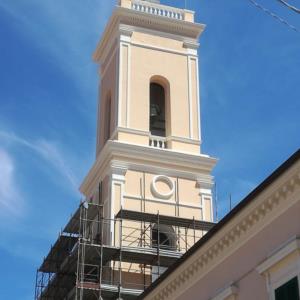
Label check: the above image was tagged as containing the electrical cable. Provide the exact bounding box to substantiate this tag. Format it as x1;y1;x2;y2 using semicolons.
248;0;300;33
276;0;300;14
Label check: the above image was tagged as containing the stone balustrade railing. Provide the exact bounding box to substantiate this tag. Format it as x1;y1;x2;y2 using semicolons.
149;135;167;149
131;0;184;20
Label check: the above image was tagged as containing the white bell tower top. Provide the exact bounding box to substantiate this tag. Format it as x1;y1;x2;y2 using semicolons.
94;0;205;157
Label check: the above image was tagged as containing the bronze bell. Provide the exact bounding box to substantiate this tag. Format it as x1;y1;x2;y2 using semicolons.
150;104;161;117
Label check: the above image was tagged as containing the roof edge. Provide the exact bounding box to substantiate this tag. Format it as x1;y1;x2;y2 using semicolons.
138;148;300;299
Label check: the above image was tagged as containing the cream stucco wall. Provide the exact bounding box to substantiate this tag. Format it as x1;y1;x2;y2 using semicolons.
123;170;209;221
97;52;118;154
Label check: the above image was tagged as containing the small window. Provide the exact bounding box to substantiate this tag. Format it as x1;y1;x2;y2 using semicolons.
275;277;300;300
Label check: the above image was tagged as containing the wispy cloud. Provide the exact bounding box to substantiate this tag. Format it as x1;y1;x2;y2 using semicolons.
0;130;79;193
0;148;24;217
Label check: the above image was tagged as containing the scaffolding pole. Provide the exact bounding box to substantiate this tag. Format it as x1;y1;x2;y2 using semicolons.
35;195;214;300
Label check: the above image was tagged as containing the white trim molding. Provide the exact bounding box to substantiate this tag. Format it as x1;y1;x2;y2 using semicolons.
111;126;150;139
195;55;201;146
130;40;194;57
80;140;217;196
123;194;203;210
93;6;205;63
151;175;175;200
210;284;238;300
166;135;201;145
110;163;127;182
257;237;300;300
187;55;193;139
257;237;300;275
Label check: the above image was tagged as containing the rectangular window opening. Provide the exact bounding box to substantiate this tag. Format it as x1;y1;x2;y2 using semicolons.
275;277;300;300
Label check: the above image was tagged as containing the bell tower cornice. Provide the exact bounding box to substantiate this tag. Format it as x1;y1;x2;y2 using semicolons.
80;140;217;196
93;0;205;63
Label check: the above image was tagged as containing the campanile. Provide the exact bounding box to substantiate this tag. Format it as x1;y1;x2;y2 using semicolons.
77;0;218;297
35;1;218;299
81;0;217;230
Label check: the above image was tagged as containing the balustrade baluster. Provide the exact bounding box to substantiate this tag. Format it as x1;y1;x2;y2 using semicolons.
149;136;167;149
131;1;184;21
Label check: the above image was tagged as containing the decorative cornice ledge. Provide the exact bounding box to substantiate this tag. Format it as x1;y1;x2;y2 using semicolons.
143;167;300;300
210;284;238;300
93;6;205;63
80;140;217;196
112;126;202;145
256;236;300;275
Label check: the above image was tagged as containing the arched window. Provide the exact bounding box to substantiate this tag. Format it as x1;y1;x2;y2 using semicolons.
104;96;111;143
152;225;176;251
150;83;166;137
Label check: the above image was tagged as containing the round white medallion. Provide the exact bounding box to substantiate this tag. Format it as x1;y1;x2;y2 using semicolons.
151;175;175;199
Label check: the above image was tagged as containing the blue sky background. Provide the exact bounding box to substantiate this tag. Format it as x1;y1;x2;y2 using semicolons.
0;0;299;298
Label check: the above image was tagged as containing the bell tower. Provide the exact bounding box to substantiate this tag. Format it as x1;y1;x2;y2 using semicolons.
94;0;207;156
80;0;217;295
35;1;218;299
82;0;217;239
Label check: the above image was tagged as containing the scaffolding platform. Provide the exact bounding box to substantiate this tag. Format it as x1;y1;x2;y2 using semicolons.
116;209;216;231
64;203;102;234
72;283;142;300
36;200;214;300
37;272;76;299
39;234;78;273
83;244;182;267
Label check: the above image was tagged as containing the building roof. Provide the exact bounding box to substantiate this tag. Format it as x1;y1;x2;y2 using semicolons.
138;148;300;299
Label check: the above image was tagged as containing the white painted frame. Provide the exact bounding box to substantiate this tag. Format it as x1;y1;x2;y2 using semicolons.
151;175;175;200
257;237;300;300
210;284;238;300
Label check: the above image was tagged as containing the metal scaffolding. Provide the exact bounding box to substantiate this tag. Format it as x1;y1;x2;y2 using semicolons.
35;200;215;300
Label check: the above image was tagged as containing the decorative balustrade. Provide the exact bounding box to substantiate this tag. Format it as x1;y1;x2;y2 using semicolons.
149;136;167;149
131;0;184;20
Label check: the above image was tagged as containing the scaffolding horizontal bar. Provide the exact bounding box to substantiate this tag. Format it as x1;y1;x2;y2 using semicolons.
79;243;181;266
38;272;76;299
74;283;142;299
116;209;216;231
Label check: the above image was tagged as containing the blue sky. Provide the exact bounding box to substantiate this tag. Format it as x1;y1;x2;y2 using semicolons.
0;0;299;298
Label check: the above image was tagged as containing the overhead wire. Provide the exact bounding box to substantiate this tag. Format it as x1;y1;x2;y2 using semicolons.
248;0;300;33
276;0;300;14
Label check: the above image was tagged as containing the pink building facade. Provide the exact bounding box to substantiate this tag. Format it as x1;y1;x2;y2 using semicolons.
141;150;300;300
